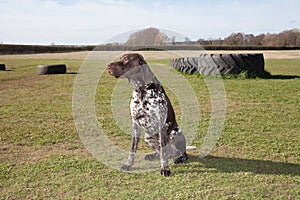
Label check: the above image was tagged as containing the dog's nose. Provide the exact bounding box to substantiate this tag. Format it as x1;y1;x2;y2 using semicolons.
107;63;114;75
108;63;115;73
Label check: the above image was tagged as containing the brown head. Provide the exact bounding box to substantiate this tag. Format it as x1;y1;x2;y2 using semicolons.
107;53;157;88
107;53;147;78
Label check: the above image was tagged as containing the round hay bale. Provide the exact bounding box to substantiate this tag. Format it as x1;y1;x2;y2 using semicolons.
0;64;5;71
171;54;265;76
37;64;67;75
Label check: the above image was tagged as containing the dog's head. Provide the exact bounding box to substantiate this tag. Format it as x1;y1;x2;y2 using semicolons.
107;53;147;78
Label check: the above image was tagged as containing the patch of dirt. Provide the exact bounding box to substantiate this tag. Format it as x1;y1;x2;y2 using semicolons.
0;141;92;164
0;50;299;60
0;51;90;60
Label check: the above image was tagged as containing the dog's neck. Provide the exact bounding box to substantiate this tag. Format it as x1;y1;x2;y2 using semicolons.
137;75;157;90
131;76;160;91
124;64;160;90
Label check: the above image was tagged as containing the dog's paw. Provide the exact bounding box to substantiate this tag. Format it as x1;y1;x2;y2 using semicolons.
174;152;188;164
144;152;159;161
120;165;131;171
160;166;171;177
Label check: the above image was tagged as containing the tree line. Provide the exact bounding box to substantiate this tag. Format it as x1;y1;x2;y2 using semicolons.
198;29;300;47
123;27;300;47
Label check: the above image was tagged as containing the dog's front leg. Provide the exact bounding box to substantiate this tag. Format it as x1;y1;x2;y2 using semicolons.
121;122;140;171
159;125;171;176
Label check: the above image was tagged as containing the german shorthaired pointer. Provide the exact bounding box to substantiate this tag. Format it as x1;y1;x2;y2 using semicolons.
108;53;188;176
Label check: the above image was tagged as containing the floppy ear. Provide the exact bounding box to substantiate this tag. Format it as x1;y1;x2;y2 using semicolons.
138;55;146;65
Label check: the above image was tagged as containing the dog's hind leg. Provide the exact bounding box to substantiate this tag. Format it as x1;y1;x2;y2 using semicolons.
170;128;188;164
174;152;188;164
159;125;171;177
121;122;141;171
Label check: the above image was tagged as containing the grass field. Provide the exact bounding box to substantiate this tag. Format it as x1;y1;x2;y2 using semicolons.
0;51;299;199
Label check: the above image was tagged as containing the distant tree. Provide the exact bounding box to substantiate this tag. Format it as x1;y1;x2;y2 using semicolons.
280;29;298;46
260;29;298;46
244;34;255;45
197;38;209;45
155;32;169;45
262;33;277;46
253;34;265;45
223;33;243;45
211;38;223;46
126;28;169;45
296;32;300;46
276;32;286;46
171;36;176;45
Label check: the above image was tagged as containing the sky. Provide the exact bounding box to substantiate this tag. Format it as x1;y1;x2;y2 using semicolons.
0;0;299;45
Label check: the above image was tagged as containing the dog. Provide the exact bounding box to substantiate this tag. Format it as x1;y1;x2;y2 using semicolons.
107;53;188;176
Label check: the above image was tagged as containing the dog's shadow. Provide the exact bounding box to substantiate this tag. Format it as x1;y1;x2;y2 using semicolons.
173;155;300;176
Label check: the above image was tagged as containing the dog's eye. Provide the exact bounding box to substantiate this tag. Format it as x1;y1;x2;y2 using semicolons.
123;58;129;64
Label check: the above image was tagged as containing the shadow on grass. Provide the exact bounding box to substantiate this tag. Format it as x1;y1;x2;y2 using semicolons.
0;69;12;71
219;70;300;80
175;155;300;176
260;74;300;79
257;70;300;79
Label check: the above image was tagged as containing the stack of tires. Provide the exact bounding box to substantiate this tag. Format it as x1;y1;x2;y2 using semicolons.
171;54;264;76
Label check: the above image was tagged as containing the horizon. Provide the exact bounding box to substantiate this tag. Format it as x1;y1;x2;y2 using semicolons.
1;27;299;46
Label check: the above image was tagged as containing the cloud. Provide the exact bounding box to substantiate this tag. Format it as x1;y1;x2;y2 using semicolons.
0;0;299;44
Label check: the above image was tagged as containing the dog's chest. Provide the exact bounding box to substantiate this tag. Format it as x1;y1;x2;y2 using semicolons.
130;88;168;133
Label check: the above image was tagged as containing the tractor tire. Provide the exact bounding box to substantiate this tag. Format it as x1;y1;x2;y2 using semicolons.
171;54;264;75
37;64;67;75
0;64;5;71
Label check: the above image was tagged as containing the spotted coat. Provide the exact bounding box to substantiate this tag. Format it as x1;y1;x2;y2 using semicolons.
107;53;188;176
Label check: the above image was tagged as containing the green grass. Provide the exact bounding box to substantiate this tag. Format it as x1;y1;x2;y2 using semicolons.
0;57;299;199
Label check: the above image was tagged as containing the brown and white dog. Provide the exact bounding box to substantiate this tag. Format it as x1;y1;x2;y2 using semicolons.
107;53;188;176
